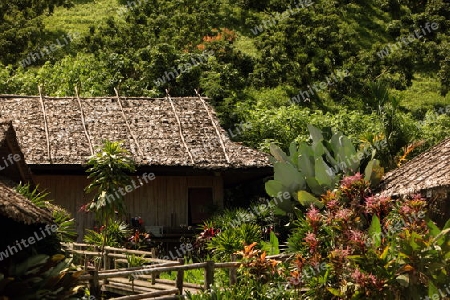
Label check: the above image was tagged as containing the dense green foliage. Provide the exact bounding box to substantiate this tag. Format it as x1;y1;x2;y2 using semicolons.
0;0;449;169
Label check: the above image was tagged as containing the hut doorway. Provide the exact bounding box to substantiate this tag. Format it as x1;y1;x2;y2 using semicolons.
188;188;213;225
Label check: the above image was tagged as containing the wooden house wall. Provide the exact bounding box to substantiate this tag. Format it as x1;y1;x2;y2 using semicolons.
32;175;223;240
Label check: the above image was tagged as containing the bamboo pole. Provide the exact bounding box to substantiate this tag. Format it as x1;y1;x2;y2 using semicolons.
114;88;144;157
88;270;100;297
165;90;195;164
195;89;230;163
109;289;179;300
98;262;207;279
38;86;52;163
74;86;94;155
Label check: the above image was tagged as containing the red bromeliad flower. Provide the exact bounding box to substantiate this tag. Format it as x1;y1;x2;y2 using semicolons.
334;208;353;221
199;227;220;240
331;247;351;261
326;199;339;211
351;268;384;290
340;172;364;189
304;232;319;253
306;205;322;229
347;229;366;249
364;195;391;215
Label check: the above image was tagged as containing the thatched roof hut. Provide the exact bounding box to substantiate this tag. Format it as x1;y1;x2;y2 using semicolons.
0;120;52;225
0;179;52;225
379;137;450;225
0;94;271;234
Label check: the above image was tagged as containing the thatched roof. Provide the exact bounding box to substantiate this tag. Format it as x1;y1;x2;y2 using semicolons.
0;95;270;170
379;137;450;196
0;121;52;225
0;120;34;183
0;177;52;225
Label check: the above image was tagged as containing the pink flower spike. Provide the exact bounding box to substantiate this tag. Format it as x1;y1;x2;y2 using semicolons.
340;172;364;188
306;205;322;224
304;232;319;253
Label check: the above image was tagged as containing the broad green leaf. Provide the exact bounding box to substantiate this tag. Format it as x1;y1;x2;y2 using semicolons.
365;160;374;181
274;162;306;190
276;199;295;213
323;145;337;167
270;144;288;163
330;132;344;154
315;157;332;187
265;180;285;197
297;191;324;208
368;215;382;248
409;232;422;251
444;218;450;230
298;142;314;157
306;176;325;196
288;141;298;165
298;154;314;177
365;159;384;186
340;136;359;172
427;218;441;238
307;124;323;146
261;231;280;255
313;142;326;158
433;228;450;245
327;287;343;297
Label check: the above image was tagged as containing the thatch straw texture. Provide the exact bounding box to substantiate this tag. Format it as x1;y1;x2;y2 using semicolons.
0;95;269;170
379;137;450;196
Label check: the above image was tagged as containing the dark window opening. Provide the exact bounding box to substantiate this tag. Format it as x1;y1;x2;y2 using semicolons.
188;188;213;226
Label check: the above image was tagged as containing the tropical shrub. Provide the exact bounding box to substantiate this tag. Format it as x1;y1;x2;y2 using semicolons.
265;125;384;213
285;174;450;299
195;204;279;260
207;223;261;261
83;220;132;248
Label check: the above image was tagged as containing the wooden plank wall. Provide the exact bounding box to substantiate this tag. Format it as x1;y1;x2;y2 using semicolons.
32;175;223;241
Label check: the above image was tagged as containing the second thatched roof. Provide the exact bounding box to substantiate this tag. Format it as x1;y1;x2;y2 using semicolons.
379;137;450;196
0;178;52;225
0;121;52;225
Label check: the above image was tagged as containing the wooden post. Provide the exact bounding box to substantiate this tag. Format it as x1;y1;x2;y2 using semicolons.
103;247;109;271
89;270;100;297
204;261;215;290
151;272;157;285
176;258;185;295
229;254;237;285
151;247;158;285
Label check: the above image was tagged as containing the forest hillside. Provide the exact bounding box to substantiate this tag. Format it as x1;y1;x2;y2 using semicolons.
1;0;449;170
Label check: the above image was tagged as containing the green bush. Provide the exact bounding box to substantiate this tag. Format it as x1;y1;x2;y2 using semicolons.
286;174;450;299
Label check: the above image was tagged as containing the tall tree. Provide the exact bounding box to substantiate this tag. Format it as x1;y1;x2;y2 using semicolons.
0;0;70;65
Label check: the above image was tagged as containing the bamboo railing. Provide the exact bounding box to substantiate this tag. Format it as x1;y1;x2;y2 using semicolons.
63;243;292;300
